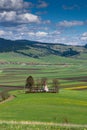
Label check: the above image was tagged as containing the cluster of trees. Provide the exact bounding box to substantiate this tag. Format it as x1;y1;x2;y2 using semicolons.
25;76;59;93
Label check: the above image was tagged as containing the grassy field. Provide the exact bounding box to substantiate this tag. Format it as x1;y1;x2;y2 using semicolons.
0;90;87;125
0;52;87;129
0;122;87;130
0;52;87;87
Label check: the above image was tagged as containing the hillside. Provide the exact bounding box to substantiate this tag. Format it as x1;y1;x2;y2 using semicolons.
0;38;87;59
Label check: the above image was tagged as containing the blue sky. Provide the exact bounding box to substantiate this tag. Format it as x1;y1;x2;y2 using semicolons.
0;0;87;45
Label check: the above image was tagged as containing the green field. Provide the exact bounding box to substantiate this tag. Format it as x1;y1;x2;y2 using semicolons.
0;90;87;125
0;52;87;87
0;52;87;129
0;123;87;130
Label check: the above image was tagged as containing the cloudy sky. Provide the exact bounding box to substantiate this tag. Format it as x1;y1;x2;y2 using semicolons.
0;0;87;45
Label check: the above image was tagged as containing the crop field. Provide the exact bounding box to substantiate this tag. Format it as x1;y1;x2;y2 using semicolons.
0;52;87;87
0;53;87;88
0;52;87;129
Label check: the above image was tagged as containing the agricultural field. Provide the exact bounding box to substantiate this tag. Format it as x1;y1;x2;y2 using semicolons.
0;52;87;88
0;0;87;128
0;90;87;129
0;51;87;129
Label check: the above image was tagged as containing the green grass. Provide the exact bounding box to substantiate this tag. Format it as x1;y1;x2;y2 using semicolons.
0;52;87;129
0;62;87;86
0;123;87;130
0;90;87;124
1;53;87;87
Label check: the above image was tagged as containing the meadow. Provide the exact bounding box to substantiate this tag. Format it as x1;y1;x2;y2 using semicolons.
0;52;87;88
0;90;87;124
0;52;87;129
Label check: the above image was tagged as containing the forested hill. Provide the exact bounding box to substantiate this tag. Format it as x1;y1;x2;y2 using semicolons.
0;38;87;58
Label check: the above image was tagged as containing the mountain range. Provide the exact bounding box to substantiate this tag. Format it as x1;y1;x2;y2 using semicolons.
0;38;87;59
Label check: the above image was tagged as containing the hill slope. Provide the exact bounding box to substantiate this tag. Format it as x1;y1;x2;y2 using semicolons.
0;38;86;58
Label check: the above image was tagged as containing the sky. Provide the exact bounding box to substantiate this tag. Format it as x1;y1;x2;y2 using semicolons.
0;0;87;45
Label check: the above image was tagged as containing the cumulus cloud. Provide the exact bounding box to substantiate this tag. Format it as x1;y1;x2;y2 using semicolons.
17;13;40;23
0;11;40;24
0;11;40;25
0;11;16;22
0;0;30;11
58;20;84;27
0;0;40;26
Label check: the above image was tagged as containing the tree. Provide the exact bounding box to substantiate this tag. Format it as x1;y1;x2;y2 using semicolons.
52;78;59;93
25;76;34;92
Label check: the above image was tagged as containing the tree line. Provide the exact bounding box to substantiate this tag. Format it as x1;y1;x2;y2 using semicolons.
25;76;59;93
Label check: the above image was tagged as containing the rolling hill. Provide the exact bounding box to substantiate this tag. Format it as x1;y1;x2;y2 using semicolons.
0;38;87;59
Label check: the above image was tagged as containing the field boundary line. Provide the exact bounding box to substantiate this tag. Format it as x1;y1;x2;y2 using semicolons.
0;120;87;128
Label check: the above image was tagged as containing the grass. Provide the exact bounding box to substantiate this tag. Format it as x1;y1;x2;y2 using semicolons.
0;54;87;87
0;63;87;86
0;52;87;129
0;90;87;124
0;122;87;130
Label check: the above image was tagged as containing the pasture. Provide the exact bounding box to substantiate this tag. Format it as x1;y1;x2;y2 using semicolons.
0;52;87;129
0;90;87;125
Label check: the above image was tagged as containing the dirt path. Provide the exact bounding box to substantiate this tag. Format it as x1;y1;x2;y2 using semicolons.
0;95;15;104
0;120;87;128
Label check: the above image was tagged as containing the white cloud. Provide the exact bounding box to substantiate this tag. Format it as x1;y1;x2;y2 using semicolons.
81;37;87;41
0;29;14;39
82;32;87;37
0;0;30;11
0;11;16;22
58;20;84;27
28;31;48;37
0;11;40;24
0;0;40;25
17;13;40;23
0;30;5;35
36;31;48;37
28;32;35;36
81;32;87;41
